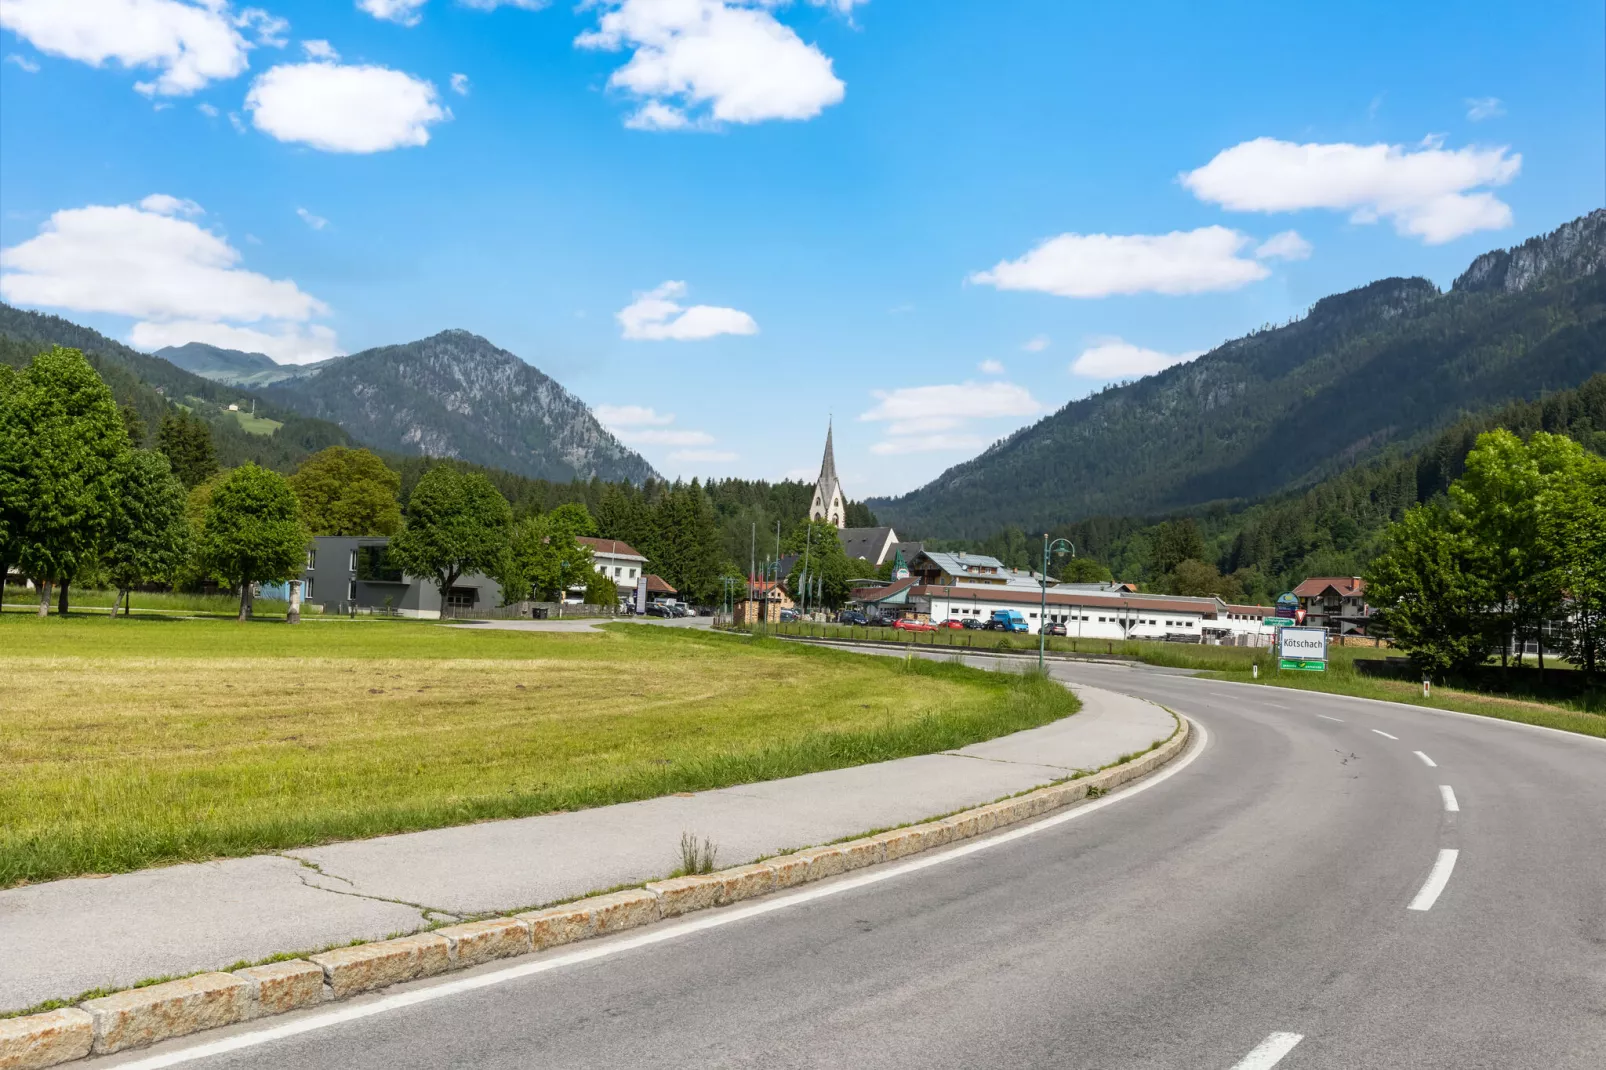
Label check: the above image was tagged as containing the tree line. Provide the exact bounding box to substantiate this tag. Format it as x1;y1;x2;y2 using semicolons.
0;347;881;617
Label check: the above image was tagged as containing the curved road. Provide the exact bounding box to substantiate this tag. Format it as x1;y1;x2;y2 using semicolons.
104;658;1605;1069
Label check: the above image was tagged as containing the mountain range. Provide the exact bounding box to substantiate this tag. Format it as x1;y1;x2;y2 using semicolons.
0;307;658;486
870;209;1606;539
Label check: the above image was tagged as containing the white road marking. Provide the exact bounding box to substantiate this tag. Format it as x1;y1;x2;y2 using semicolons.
1229;1031;1304;1069
1371;729;1398;740
105;725;1211;1069
1265;702;1291;710
1414;751;1437;767
1409;848;1460;911
1317;714;1344;722
1439;785;1459;812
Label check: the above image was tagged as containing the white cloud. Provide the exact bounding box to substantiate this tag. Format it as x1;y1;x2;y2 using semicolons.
594;404;674;427
1181;136;1521;244
616;428;716;447
1069;339;1204;379
449;71;469;95
295;206;328;230
617;280;758;341
4;53;40;72
357;0;427;25
1022;334;1049;352
0;195;337;363
197;101;219;116
139;193;204;217
129;319;342;364
1465;96;1505;121
861;380;1041;455
978;359;1005;375
0;0;284;95
228;109;246;132
971;226;1270;298
669;448;737;464
301;39;338;61
1254;229;1312;261
576;1;846;129
246;62;449;153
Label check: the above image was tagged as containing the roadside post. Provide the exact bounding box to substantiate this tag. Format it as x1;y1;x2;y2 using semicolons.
1278;626;1328;672
1039;536;1074;672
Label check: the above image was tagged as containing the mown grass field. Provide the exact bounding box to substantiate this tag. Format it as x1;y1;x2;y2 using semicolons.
1;588;313;618
0;617;1078;886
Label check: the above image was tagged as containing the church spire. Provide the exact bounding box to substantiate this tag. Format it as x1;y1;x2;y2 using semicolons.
810;419;846;528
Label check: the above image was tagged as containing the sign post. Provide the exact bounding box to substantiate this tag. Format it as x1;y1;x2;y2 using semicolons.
1278;626;1328;671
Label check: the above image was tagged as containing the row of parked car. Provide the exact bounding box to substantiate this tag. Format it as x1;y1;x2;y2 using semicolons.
826;608;1035;633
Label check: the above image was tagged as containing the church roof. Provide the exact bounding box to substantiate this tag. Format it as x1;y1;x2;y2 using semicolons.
818;421;840;497
838;525;897;563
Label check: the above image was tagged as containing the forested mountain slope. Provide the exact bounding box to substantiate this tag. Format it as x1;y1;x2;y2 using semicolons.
0;305;353;471
871;210;1606;539
263;331;659;485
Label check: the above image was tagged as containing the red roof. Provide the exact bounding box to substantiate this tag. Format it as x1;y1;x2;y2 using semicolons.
1293;577;1366;598
851;577;917;603
578;536;646;560
1224;604;1274;615
644;574;677;594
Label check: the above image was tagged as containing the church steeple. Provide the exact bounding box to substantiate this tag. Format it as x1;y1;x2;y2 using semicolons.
809;420;846;528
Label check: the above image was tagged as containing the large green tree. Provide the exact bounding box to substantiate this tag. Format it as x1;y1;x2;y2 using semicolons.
1539;442;1606;677
157;409;218;489
288;446;403;536
783;518;864;609
0;347;129;616
199;464;308;621
1366;502;1498;679
496;512;594;603
104;450;192;616
387;466;512;616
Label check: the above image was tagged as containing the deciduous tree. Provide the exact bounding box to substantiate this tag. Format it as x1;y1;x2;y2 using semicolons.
0;347;129;616
199;464;308;621
1366;502;1497;679
105;450;192;616
387;466;512;616
288;446;403;536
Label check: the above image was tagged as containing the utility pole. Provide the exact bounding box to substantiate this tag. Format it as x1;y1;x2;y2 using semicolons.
750;522;757;632
1040;535;1074;671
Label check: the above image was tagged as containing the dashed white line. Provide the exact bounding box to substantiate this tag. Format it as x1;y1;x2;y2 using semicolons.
1229;1032;1304;1069
1317;714;1344;722
1414;751;1437;767
1265;702;1291;710
1439;785;1459;812
1408;848;1460;911
1371;729;1399;740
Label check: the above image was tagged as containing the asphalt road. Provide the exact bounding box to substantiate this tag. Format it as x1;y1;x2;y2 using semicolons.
106;660;1606;1070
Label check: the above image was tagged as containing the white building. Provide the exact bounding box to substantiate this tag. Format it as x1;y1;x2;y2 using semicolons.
577;537;647;587
922;585;1227;639
808;422;847;528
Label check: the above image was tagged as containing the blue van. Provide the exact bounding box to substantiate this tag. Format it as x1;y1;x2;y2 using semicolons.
987;609;1029;632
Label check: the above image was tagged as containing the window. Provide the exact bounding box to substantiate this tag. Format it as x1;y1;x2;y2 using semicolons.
356;546;402;582
1186;621;1195;628
1029;611;1037;618
306;548;316;569
446;587;478;610
1098;616;1107;623
629;568;636;579
349;549;358;572
304;577;314;599
614;567;622;577
348;580;357;601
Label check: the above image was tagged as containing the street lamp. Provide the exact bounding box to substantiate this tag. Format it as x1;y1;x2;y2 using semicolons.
1040;535;1074;671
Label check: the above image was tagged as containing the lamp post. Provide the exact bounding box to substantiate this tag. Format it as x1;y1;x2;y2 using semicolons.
1040;535;1074;671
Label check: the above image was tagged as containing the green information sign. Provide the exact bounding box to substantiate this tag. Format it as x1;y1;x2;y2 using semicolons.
1279;658;1326;671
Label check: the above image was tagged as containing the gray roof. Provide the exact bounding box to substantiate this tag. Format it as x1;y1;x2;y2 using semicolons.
839;526;897;563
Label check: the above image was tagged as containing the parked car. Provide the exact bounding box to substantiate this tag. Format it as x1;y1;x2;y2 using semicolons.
645;603;674;617
779;608;800;622
960;617;986;630
1044;621;1067;637
936;618;965;629
892;618;937;632
837;610;869;626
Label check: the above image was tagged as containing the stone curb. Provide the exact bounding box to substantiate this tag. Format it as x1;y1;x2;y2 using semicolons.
1;714;1189;1068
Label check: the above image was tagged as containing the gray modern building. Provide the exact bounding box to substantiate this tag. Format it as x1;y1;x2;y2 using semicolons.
298;536;504;618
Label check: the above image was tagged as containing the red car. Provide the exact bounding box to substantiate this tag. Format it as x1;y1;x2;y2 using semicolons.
937;618;965;629
892;618;936;632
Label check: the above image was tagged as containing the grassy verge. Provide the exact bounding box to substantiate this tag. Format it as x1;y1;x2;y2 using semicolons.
1200;665;1606;737
0;617;1078;886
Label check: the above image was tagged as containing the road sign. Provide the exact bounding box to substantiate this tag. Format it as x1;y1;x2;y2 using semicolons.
1274;592;1299;619
1278;626;1327;671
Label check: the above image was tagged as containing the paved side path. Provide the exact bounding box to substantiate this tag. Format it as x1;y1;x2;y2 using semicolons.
0;684;1172;1011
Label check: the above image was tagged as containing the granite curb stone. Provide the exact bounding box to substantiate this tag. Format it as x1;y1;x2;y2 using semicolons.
4;713;1187;1068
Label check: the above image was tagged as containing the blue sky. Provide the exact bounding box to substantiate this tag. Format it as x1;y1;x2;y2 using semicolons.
2;0;1602;497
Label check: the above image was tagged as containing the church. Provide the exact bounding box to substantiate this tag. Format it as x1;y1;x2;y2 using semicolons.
807;422;919;569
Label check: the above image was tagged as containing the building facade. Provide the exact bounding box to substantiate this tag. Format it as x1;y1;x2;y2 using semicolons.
1294;577;1373;634
299;535;503;619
